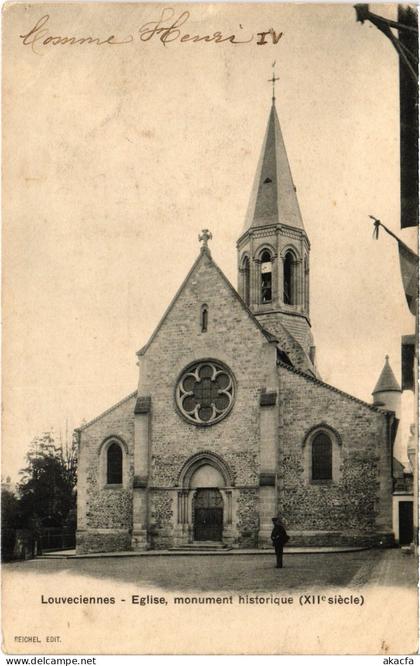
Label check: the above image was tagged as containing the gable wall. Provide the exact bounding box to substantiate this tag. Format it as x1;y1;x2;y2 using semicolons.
76;395;136;552
278;367;393;540
143;254;276;485
141;254;278;534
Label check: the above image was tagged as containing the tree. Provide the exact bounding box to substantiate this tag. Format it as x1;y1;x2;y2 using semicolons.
1;486;20;527
17;431;77;531
1;485;22;560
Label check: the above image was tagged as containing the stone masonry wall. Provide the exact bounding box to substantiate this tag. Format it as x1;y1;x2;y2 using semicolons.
141;252;275;544
278;365;393;542
75;247;393;552
76;394;136;553
77;530;131;554
237;489;259;547
149;490;175;549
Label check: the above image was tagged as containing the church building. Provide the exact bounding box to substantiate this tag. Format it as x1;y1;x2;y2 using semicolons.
75;95;398;553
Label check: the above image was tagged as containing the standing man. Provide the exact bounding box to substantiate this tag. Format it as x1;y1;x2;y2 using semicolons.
271;516;289;568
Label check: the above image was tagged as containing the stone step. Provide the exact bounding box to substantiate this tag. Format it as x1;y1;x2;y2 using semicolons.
171;542;231;551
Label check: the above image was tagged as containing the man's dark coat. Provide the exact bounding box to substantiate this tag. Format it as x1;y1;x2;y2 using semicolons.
271;522;289;568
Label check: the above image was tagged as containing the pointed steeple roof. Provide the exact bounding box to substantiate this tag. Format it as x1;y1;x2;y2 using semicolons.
242;101;304;233
372;356;401;394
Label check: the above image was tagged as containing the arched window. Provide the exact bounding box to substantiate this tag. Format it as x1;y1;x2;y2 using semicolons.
260;250;272;303
304;255;309;313
201;304;208;332
283;251;295;305
311;433;332;481
107;442;123;484
242;256;250;305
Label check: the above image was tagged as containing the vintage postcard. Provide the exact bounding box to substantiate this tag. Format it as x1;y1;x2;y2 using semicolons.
2;2;418;656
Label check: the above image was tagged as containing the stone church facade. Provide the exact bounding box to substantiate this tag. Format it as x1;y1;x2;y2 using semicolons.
76;100;397;553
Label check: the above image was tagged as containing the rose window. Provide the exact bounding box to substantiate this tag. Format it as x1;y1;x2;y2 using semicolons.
176;360;235;426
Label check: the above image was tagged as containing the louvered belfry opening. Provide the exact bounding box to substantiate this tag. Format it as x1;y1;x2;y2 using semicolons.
284;251;295;305
261;250;272;303
243;256;250;305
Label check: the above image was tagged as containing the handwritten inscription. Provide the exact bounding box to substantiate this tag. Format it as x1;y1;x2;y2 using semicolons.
19;9;283;54
19;15;133;54
138;7;255;45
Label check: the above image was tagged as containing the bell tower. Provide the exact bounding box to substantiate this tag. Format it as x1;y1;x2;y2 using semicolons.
237;79;314;358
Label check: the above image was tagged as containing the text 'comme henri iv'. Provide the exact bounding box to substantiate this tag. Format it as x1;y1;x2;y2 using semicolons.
19;8;284;54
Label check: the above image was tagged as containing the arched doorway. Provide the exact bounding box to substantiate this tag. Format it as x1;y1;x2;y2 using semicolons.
176;453;235;546
190;464;224;542
193;488;223;541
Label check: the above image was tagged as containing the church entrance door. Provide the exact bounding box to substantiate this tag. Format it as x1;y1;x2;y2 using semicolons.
193;488;223;541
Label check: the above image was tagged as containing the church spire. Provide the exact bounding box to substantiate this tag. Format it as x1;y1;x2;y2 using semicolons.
237;79;314;365
242;98;305;234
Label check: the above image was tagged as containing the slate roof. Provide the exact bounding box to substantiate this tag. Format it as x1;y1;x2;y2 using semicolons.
242;101;305;234
277;359;392;414
372;356;402;394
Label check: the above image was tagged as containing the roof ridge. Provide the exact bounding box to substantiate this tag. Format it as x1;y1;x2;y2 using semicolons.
76;390;137;432
138;247;277;356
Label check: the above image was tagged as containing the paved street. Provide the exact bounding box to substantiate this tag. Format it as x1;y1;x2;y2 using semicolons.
4;548;417;592
3;548;418;654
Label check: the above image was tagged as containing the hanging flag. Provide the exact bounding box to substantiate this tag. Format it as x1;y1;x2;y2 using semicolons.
369;215;418;314
398;240;419;314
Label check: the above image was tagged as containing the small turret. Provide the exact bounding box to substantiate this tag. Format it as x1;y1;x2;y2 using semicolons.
372;355;402;416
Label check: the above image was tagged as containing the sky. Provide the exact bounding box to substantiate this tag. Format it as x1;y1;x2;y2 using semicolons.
3;2;417;481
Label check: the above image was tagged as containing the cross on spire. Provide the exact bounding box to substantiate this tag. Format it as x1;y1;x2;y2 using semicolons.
268;62;280;103
199;229;212;251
